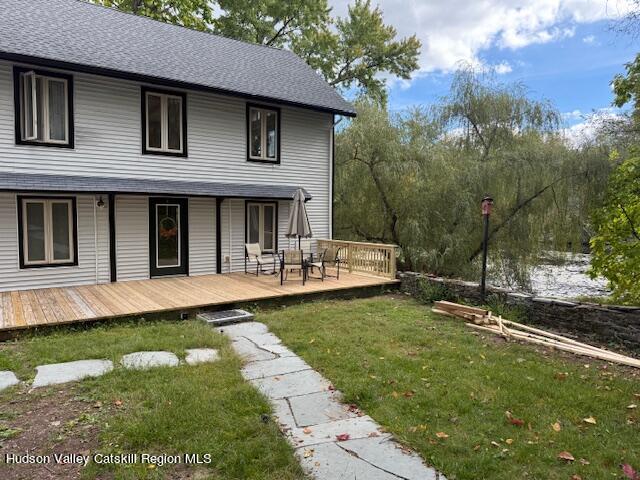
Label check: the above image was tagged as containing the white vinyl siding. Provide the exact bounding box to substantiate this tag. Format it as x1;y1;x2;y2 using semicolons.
189;197;216;276
114;195;149;282
0;193;109;291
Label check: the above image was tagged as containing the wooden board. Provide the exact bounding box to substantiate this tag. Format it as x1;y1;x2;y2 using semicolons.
0;272;398;332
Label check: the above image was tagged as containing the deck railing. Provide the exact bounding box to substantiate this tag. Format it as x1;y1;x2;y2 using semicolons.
316;239;397;279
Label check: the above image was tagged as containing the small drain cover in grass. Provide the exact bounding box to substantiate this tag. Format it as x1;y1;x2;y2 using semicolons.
197;309;254;326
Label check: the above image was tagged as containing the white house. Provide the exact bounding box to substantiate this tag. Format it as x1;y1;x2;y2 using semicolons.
0;0;355;292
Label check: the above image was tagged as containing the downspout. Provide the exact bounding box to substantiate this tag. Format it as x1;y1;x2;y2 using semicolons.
228;200;232;273
331;116;343;240
93;196;99;284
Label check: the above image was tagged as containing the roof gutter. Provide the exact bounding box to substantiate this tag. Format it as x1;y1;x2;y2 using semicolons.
0;52;357;118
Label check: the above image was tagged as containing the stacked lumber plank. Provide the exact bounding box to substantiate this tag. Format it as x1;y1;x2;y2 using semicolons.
432;301;640;369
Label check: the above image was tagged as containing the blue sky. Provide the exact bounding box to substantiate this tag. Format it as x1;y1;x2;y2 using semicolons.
330;1;639;134
389;20;637;125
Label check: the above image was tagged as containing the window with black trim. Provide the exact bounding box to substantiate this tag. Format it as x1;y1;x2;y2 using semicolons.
246;202;277;252
142;87;187;156
18;197;77;268
247;104;280;163
14;67;73;147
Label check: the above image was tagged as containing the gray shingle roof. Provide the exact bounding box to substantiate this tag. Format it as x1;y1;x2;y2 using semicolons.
0;172;311;200
0;0;355;117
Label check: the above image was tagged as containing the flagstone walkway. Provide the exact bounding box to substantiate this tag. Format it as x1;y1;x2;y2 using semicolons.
218;321;446;480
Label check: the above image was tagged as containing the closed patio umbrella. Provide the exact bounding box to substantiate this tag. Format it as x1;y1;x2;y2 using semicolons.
286;189;312;249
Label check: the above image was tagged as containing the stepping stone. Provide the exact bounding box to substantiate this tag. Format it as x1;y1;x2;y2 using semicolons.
271;399;297;430
260;344;298;357
289;415;383;447
296;442;399;480
216;322;268;339
250;369;331;400
231;337;277;362
0;371;20;391
185;348;219;365
33;360;113;388
288;391;356;427
339;436;442;480
121;351;179;370
242;332;282;346
241;356;310;380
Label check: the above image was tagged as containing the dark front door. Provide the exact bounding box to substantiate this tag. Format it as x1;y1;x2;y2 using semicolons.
149;197;188;277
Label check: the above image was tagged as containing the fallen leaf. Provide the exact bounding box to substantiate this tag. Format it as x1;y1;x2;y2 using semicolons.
391;391;399;399
628;404;638;410
506;411;525;427
368;432;379;437
336;433;350;441
555;372;569;380
403;391;415;398
633;393;640;398
308;338;315;344
50;421;61;427
571;475;582;480
505;438;514;445
303;449;314;458
622;463;638;480
113;399;123;407
552;422;562;432
557;451;575;462
491;441;501;447
579;459;590;465
328;384;336;391
473;444;481;451
435;432;449;439
302;427;312;435
583;416;597;425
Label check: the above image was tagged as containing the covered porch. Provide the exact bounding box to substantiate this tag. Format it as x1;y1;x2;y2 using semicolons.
0;269;398;333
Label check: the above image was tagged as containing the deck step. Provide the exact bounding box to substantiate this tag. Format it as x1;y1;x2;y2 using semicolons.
198;309;254;327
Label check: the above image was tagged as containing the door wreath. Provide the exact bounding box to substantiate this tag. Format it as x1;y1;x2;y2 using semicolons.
159;216;178;239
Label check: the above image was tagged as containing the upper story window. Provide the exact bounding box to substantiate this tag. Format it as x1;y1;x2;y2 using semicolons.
142;87;187;156
247;104;280;163
14;67;74;148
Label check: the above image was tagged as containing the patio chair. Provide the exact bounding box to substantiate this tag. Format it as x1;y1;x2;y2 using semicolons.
245;243;277;276
279;249;306;285
307;248;327;281
323;245;343;279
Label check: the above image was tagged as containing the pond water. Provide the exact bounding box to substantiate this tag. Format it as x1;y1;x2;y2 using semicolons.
528;253;610;299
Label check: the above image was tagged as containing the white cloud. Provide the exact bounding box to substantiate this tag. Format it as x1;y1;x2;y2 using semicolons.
582;34;597;44
329;0;632;78
562;107;622;146
493;61;513;74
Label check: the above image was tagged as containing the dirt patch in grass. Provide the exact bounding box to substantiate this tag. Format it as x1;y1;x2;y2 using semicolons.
0;385;105;480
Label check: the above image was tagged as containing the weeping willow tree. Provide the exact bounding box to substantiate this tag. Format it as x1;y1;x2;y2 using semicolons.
334;67;611;288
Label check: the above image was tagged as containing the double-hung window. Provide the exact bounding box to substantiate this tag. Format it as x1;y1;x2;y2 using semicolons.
142;88;187;156
19;197;77;268
246;202;277;253
247;104;280;163
15;68;73;147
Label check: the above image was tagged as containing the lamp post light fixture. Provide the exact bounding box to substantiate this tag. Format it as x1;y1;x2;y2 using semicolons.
480;196;494;301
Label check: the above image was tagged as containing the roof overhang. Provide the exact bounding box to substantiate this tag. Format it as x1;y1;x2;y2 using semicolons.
0;172;312;201
0;52;357;118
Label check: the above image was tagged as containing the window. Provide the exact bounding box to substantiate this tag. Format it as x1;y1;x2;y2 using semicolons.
246;202;277;252
247;104;280;163
142;87;187;156
14;67;73;147
18;197;77;268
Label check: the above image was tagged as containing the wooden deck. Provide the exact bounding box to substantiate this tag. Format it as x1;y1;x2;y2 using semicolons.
0;271;397;332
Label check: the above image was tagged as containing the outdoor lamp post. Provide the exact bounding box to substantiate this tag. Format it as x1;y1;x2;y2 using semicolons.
480;196;494;301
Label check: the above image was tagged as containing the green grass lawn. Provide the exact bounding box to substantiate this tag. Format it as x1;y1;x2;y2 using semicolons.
260;295;640;480
0;319;305;480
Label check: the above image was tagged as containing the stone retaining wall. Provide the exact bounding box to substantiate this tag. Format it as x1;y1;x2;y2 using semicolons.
398;272;640;352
